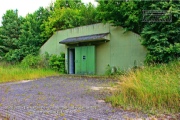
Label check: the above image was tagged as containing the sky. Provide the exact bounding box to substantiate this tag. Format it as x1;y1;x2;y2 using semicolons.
0;0;97;26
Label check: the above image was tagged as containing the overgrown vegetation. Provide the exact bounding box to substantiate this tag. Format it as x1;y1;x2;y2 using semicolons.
0;63;59;83
21;54;44;68
0;0;99;62
0;52;65;83
48;53;65;73
0;8;50;62
97;0;180;63
43;0;99;38
106;61;180;114
0;0;179;63
105;65;125;76
0;0;179;115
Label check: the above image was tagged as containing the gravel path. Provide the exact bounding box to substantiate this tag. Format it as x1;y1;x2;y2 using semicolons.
0;76;147;120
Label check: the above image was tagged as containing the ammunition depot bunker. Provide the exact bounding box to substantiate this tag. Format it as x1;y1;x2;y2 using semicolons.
40;23;147;75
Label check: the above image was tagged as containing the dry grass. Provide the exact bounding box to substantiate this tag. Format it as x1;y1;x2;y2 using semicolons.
106;61;180;114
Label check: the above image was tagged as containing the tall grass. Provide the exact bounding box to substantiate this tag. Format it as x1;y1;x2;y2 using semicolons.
0;62;60;83
106;61;180;114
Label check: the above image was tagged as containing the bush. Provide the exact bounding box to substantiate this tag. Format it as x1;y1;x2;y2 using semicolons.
21;52;66;73
21;54;43;68
49;53;65;73
5;49;22;63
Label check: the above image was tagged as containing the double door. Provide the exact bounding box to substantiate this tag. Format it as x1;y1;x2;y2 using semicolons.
75;46;95;75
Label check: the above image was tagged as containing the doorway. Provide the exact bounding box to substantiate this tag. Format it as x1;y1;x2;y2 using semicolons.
68;48;75;74
75;46;95;75
68;46;95;75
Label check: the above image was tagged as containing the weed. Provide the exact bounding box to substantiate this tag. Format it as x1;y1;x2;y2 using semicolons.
105;65;125;76
4;86;10;93
37;92;43;95
26;111;33;116
60;113;65;117
106;61;180;114
0;64;59;83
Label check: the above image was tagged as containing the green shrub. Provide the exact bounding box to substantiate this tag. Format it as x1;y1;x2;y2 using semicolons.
21;54;42;68
40;52;51;68
44;52;50;61
105;65;112;76
5;49;22;63
49;53;65;73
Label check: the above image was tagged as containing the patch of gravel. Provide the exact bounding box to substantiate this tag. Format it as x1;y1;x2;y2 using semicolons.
0;76;147;120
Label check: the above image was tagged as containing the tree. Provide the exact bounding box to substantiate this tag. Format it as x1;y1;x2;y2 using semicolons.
4;7;50;62
96;0;180;63
96;0;143;34
80;3;100;25
42;0;83;37
141;1;180;63
42;0;99;38
0;9;22;58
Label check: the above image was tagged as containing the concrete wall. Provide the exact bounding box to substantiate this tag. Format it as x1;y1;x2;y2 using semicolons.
109;26;147;71
96;41;110;75
40;23;146;75
40;23;110;55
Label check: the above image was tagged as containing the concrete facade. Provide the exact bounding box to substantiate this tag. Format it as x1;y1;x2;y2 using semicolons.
40;23;147;75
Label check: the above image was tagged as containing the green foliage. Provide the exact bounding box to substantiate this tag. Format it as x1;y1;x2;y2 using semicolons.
2;0;179;64
5;49;23;63
17;7;50;60
105;65;125;76
0;1;99;63
0;10;22;58
141;1;180;63
105;65;112;76
0;63;59;83
43;52;51;62
4;46;39;63
20;52;66;73
96;0;144;33
42;0;99;37
42;0;82;37
49;53;65;73
79;3;100;26
106;61;180;114
97;0;180;63
2;7;50;62
21;54;42;68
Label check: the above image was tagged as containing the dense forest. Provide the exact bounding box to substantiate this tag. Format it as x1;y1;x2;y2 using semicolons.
0;0;179;63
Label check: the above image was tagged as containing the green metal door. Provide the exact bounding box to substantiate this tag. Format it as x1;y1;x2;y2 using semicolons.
75;47;81;74
81;46;87;74
75;46;95;75
87;46;95;74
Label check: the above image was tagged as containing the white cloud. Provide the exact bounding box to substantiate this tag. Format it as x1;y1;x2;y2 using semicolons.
0;0;97;26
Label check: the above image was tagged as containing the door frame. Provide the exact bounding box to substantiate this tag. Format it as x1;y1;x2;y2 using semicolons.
67;47;75;74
